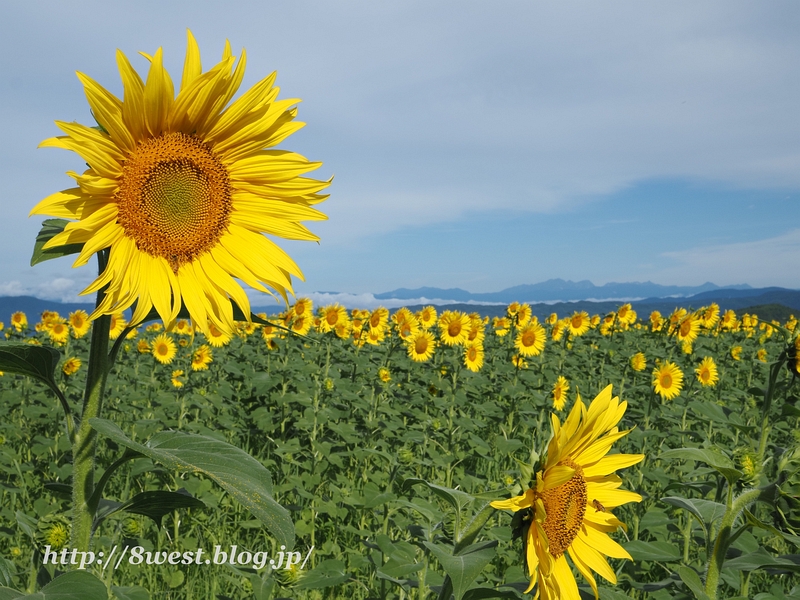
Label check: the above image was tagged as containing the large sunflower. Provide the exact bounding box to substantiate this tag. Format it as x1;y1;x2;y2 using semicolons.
492;385;644;599
31;31;329;336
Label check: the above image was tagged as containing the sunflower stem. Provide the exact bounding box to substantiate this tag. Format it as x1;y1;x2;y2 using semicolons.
703;487;762;599
71;251;111;553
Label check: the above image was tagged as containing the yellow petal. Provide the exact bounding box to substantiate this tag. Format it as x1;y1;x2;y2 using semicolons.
582;453;645;478
143;47;174;137
72;220;123;267
570;534;617;583
76;72;136;154
567;544;598;599
116;50;146;143
550;554;580;600
180;29;202;91
578;522;633;560
490;488;534;512
541;465;575;491
588;487;642;509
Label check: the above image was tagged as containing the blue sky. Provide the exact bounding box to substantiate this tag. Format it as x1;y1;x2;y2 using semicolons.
1;1;798;305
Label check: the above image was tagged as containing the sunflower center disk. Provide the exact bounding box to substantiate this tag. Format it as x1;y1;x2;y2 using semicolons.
116;132;231;272
539;458;587;557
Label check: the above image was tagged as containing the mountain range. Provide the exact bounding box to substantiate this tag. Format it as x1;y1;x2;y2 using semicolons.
374;279;754;303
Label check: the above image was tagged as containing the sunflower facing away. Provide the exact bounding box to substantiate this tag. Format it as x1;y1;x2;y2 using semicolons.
31;30;329;337
492;385;644;599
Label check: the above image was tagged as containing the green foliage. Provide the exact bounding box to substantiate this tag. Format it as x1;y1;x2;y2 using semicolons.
0;304;796;597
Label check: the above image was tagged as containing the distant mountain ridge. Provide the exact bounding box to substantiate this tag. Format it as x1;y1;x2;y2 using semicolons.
375;279;754;303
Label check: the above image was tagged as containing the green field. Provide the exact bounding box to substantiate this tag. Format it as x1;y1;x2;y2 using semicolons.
0;302;797;600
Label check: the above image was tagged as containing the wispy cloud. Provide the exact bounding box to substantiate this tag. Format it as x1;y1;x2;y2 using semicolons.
0;277;93;304
658;229;800;288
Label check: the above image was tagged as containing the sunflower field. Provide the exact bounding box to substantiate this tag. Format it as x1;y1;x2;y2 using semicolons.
0;300;798;600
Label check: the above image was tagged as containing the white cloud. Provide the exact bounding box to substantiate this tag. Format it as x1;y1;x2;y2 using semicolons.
0;277;93;304
657;229;800;288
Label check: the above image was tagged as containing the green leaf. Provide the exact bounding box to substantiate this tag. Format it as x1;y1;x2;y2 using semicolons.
16;571;107;599
623;540;681;562
495;438;524;455
423;540;497;600
89;418;294;548
403;478;476;514
724;547;800;573
461;588;522;600
661;496;727;527
678;566;711;600
31;219;84;267
0;556;13;588
0;589;24;600
659;447;734;469
117;490;204;527
111;587;150;600
659;447;741;485
0;344;62;398
294;559;349;589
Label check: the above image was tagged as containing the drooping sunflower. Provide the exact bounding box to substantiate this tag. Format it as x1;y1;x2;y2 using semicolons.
378;367;391;383
516;321;546;357
695;356;718;387
31;31;329;337
756;348;767;363
69;310;91;338
407;330;435;362
652;361;683;400
137;339;150;354
551;376;569;410
492;385;644;598
730;345;743;361
151;333;177;364
191;344;213;371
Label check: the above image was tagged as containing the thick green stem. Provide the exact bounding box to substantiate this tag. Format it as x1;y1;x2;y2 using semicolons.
704;487;762;599
70;252;111;552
